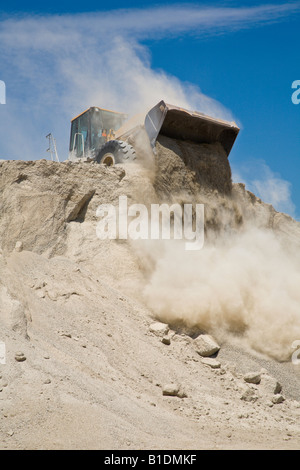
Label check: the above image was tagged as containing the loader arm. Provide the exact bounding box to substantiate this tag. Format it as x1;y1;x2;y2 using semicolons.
116;100;239;157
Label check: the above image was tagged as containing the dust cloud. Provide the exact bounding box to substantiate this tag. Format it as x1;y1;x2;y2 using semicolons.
132;136;300;362
142;227;300;361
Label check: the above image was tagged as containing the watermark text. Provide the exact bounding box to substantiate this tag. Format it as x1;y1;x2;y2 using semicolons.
96;196;204;251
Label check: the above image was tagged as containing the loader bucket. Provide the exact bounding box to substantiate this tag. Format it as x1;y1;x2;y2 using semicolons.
144;100;239;156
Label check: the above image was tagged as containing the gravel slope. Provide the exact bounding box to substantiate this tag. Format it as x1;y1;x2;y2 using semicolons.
1;144;300;449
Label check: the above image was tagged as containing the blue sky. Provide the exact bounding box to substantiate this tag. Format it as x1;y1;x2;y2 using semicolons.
0;1;299;219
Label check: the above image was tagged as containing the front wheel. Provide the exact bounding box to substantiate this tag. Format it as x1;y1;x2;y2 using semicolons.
96;140;136;165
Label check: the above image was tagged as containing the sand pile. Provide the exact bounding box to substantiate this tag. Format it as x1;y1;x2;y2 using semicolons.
1;140;300;449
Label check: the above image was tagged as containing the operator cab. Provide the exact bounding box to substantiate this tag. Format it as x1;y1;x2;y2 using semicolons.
69;107;127;160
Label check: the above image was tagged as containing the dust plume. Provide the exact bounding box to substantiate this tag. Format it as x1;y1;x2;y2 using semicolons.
0;13;234;160
133;137;300;362
142;227;300;361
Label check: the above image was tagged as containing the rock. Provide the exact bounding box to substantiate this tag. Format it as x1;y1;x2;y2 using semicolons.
243;372;261;385
260;374;282;395
272;394;285;404
201;357;221;369
149;322;169;337
194;334;220;357
162;383;186;398
162;383;179;396
14;241;23;252
161;335;171;345
15;352;26;362
44;378;51;384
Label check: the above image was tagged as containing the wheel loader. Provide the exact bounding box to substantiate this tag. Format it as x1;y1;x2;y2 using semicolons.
68;100;239;165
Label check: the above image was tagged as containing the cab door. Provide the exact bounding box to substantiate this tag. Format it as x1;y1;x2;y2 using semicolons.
69;110;90;158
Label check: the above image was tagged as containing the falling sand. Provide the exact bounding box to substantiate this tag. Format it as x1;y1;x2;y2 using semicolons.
132;135;300;361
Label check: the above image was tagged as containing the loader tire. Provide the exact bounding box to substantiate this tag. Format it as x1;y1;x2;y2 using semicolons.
96;140;136;166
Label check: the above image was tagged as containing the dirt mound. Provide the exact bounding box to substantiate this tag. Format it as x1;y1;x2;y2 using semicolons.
1;143;300;449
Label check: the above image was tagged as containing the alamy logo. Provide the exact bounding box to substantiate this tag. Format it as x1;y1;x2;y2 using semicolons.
0;80;5;104
96;196;204;251
291;80;300;105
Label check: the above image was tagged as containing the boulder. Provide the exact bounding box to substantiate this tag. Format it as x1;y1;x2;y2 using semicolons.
149;322;169;337
194;334;220;357
162;383;179;396
272;394;285;404
243;372;261;385
161;335;171;345
260;374;282;395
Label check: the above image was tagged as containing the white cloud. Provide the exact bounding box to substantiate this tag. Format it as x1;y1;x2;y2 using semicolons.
0;3;299;160
1;3;299;43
